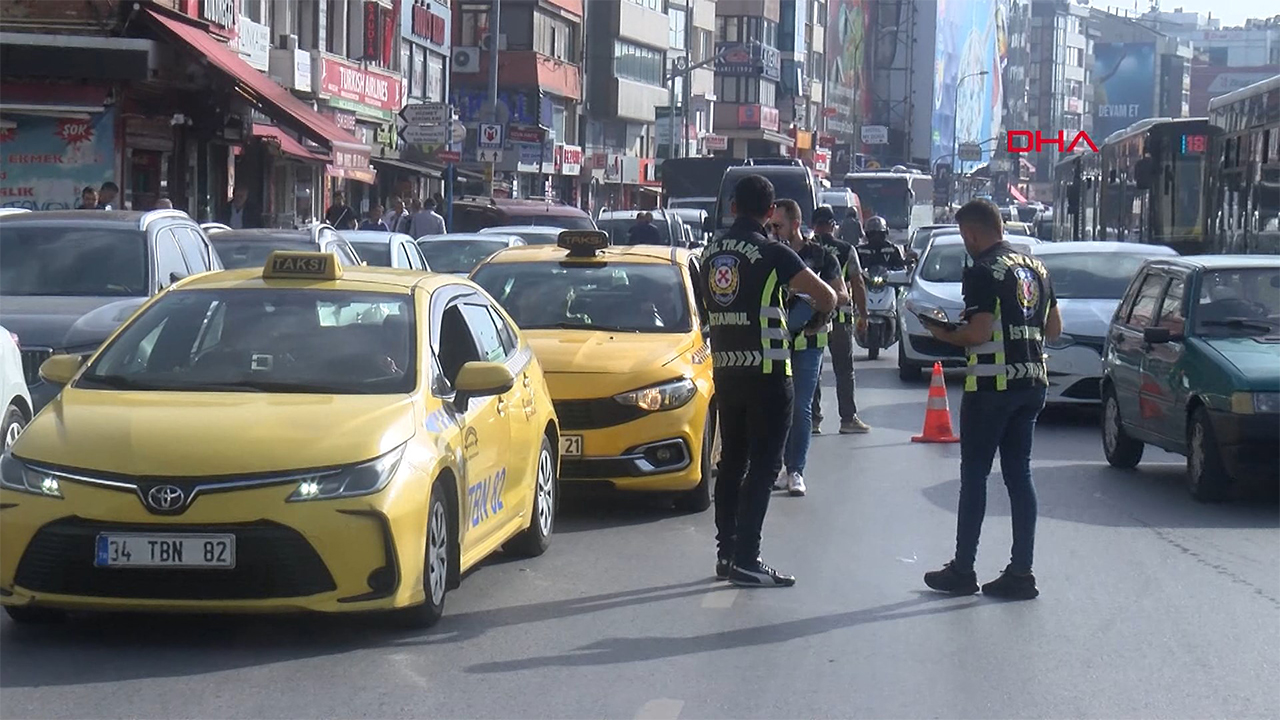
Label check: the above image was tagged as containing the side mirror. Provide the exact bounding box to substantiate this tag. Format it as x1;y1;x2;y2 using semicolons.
1142;326;1174;344
39;354;85;386
886;269;911;287
168;271;187;285
453;361;515;406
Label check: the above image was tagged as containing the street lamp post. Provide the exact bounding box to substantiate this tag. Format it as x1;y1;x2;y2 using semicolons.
951;70;990;203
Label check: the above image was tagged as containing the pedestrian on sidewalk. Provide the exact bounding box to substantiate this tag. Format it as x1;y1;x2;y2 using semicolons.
360;204;390;231
770;199;847;498
810;205;871;435
324;191;358;230
411;197;447;237
701;176;835;588
922;199;1062;600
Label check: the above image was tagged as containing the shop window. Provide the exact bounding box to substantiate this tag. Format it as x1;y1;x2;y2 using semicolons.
459;4;490;47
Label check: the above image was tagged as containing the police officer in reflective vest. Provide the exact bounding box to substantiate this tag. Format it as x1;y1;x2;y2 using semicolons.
922;199;1062;600
810;205;871;435
700;175;836;588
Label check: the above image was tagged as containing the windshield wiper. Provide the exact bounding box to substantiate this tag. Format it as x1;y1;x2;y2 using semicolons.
77;373;162;390
186;380;348;393
1201;318;1273;333
550;321;640;333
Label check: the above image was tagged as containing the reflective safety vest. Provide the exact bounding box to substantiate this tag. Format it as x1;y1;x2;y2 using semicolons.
963;299;1049;392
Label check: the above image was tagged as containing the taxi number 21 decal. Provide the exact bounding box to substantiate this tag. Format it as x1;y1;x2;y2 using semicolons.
468;468;507;528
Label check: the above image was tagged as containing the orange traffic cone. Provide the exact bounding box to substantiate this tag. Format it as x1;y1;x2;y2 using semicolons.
912;362;960;444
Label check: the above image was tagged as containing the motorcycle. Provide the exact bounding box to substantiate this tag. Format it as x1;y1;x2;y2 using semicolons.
854;268;900;360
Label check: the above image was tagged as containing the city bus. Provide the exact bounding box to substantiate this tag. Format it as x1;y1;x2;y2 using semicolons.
1208;73;1280;255
1095;117;1223;254
842;168;934;245
1051;151;1101;242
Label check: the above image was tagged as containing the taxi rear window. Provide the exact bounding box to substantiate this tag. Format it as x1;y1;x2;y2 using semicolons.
472;262;691;333
80;289;415;394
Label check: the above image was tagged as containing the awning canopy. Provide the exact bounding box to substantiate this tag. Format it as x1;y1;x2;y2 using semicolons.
143;9;367;159
373;156;443;179
1008;183;1029;204
253;125;327;162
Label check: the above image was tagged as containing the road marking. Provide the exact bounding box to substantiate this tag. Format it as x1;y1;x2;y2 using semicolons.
635;698;684;720
389;652;429;688
700;587;739;609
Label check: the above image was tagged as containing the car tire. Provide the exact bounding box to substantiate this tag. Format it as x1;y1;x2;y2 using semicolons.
395;480;453;629
4;605;66;625
677;408;715;513
507;437;556;557
897;341;921;382
1102;386;1144;469
1187;407;1231;503
3;403;27;451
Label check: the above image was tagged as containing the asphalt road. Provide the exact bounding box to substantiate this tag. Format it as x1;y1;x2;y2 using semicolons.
3;358;1277;719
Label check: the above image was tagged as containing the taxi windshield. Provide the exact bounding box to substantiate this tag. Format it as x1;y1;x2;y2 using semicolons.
0;227;147;297
471;262;691;333
419;239;509;273
80;289;415;394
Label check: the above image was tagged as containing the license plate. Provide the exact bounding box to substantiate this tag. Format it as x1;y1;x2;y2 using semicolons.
560;435;583;457
94;533;236;569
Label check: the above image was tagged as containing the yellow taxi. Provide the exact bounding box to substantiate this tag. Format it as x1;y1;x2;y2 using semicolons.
0;251;559;627
470;231;716;511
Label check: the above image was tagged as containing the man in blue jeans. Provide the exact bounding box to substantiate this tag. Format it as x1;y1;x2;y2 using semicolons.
769;199;846;497
922;199;1062;600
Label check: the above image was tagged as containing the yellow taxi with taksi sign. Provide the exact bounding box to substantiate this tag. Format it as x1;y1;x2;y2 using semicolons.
470;231;717;511
0;251;559;627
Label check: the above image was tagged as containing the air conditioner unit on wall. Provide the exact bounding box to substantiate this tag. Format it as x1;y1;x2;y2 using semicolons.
454;47;481;74
479;33;508;52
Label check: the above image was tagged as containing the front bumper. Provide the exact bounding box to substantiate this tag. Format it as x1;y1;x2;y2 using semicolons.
898;312;966;366
555;395;709;492
1045;346;1105;404
1206;410;1280;481
0;469;431;614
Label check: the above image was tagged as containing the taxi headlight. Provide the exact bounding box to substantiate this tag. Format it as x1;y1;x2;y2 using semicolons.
0;453;63;499
614;378;697;412
1231;392;1280;415
288;445;405;502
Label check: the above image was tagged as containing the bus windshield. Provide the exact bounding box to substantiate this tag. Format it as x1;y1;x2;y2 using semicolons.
845;177;911;229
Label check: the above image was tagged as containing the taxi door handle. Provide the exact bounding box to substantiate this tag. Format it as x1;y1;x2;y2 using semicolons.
496;397;508;415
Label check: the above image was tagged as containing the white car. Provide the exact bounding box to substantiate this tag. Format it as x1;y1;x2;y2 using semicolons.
1032;242;1178;404
1;326;32;450
339;230;431;270
594;210;687;247
896;234;1036;381
479;225;566;246
417;232;525;275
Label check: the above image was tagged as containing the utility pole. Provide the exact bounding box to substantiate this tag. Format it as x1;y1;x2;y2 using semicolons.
487;0;501;196
683;0;693;157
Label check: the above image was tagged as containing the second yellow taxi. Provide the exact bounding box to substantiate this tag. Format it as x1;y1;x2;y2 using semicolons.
471;231;717;511
1;251;558;627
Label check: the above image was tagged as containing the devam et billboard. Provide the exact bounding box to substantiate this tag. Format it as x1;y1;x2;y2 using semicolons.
0;109;117;210
826;0;871;140
931;0;1003;172
1092;42;1156;139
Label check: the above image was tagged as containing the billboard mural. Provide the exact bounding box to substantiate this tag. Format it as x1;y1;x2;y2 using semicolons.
1092;42;1156;139
1189;64;1279;116
0;109;117;211
932;0;1005;171
826;0;871;141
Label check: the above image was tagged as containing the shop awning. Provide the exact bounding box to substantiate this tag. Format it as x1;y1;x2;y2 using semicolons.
718;128;797;148
373;156;443;179
1008;183;1029;204
0;83;111;118
253;125;328;162
0;33;155;82
327;165;377;184
143;9;367;158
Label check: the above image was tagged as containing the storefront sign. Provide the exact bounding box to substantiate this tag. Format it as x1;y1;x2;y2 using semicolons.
814;149;831;174
508;125;544;144
560;144;583;176
235;15;270;72
363;2;381;62
0;108;117;211
319;55;403;116
320;107;358;132
515;142;543;172
713;43;781;82
201;0;238;35
411;3;448;46
332;145;372;171
604;153;623;182
704;134;727;151
737;105;779;132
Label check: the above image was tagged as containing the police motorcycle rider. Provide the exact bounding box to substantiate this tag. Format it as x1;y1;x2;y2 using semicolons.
855;216;908;274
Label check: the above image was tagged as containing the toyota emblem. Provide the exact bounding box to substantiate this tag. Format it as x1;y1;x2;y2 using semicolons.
146;485;186;512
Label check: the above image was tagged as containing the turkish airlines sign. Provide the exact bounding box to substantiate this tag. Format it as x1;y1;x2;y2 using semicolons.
319;56;403;114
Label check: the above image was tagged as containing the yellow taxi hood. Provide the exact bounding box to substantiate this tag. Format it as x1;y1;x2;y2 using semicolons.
525;330;693;374
525;330;698;399
15;389;417;477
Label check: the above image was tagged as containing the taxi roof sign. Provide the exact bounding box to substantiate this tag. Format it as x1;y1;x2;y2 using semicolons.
264;251;343;281
557;229;610;257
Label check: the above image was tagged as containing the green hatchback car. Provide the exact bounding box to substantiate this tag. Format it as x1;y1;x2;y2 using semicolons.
1101;256;1280;501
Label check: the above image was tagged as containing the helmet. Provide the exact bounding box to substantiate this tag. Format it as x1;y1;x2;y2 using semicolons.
864;216;889;238
812;205;836;226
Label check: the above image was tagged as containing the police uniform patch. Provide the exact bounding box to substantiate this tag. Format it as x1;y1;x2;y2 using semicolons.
1013;266;1041;319
709;255;740;306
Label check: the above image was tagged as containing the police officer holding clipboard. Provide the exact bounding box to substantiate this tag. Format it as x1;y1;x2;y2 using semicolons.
700;175;836;588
